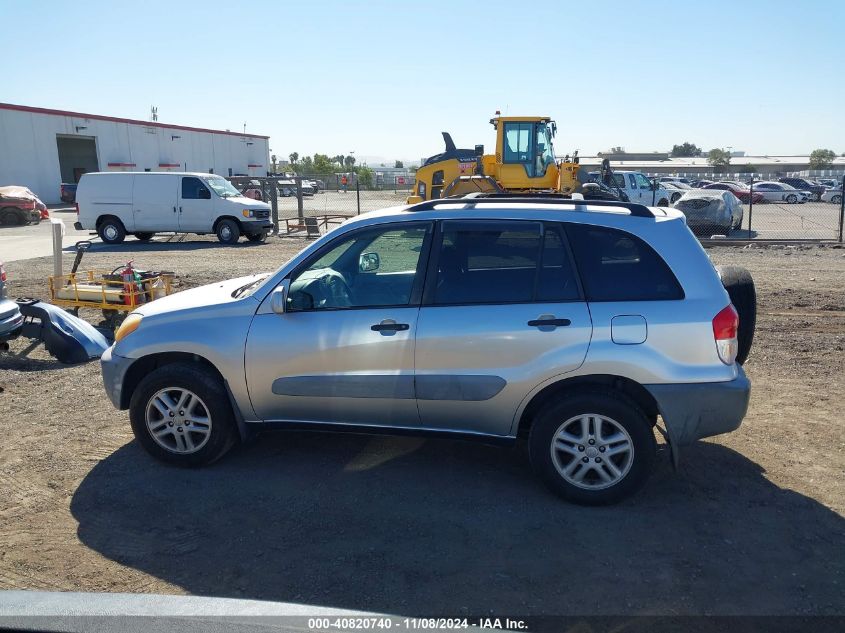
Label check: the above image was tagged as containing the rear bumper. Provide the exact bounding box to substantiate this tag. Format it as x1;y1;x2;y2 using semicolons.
100;346;134;409
645;365;750;448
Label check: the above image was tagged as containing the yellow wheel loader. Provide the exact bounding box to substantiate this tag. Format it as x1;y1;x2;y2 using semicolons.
407;114;625;204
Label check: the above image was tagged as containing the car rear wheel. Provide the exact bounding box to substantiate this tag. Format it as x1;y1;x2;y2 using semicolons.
529;390;656;505
216;219;240;244
97;217;126;244
247;232;267;243
135;232;155;242
129;362;237;466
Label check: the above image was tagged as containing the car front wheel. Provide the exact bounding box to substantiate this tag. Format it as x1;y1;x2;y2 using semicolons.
529;390;656;505
129;363;237;466
216;219;241;244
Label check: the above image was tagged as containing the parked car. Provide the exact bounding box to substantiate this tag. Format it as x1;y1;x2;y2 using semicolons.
779;178;825;201
75;172;273;245
753;181;810;204
0;186;44;225
589;170;672;206
820;187;842;204
660;181;686;203
659;177;693;186
60;182;78;203
702;181;765;204
816;178;840;189
100;196;753;505
690;179;714;188
0;261;24;350
674;189;744;235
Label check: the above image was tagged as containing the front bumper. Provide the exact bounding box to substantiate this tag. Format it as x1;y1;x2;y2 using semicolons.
100;346;134;409
645;365;750;452
243;221;273;236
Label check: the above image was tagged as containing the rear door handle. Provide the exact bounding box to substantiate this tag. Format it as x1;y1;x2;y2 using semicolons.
528;318;571;327
371;321;409;332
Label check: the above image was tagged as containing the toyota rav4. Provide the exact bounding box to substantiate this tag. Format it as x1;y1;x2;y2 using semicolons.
100;196;752;504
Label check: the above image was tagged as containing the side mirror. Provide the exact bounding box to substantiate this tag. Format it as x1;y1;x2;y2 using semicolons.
359;252;380;272
270;285;287;314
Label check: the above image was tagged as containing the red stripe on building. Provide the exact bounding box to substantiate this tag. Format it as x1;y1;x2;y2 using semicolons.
159;163;181;167
0;102;270;140
107;162;136;167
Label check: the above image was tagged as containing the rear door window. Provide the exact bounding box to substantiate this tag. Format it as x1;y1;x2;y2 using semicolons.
566;224;684;301
430;221;580;305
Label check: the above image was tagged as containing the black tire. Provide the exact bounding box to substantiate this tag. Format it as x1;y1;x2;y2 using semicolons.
528;390;656;505
246;232;267;243
670;192;681;203
216;218;240;244
657;198;669;207
832;195;842;205
0;207;26;226
135;232;155;242
97;217;126;244
718;266;756;365
786;194;797;204
129;362;237;467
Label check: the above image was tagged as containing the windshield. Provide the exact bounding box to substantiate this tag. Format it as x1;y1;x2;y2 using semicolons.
203;176;243;198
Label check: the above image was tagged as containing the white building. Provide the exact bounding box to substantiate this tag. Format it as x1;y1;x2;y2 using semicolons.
0;103;270;204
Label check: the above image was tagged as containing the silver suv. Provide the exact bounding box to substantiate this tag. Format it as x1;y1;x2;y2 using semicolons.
101;197;751;504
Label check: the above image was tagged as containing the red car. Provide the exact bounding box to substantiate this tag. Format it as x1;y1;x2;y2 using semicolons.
703;182;765;204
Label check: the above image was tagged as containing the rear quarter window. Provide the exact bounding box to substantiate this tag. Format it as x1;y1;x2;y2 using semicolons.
566;224;684;301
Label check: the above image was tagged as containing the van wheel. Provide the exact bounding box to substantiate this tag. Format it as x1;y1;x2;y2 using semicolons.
247;232;267;243
98;217;126;244
129;363;237;467
529;390;656;505
216;219;240;244
135;232;155;242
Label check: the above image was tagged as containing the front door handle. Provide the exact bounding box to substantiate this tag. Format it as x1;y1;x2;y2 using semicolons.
527;318;571;327
371;321;409;332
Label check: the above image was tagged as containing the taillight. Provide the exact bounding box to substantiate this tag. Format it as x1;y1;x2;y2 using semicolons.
713;304;739;365
0;263;6;283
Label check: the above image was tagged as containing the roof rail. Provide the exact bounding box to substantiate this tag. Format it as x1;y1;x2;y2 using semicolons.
408;194;655;218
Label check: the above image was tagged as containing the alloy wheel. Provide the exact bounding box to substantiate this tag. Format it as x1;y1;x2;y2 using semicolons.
145;388;212;454
550;413;634;490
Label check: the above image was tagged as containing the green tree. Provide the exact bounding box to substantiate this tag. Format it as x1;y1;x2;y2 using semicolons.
270;154;277;173
288;152;299;165
809;149;836;170
707;148;732;172
394;160;404;168
670;142;702;157
357;166;374;189
344;155;356;169
300;155;313;173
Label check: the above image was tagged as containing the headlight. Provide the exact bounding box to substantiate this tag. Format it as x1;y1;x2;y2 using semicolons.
114;313;143;342
242;209;256;218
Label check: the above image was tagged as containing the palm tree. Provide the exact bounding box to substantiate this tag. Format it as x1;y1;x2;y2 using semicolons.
344;155;356;169
334;154;345;169
289;152;299;165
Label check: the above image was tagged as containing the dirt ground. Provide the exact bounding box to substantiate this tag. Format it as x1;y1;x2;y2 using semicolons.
0;238;843;616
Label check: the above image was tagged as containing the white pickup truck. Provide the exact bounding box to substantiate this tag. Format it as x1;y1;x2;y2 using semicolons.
590;170;672;206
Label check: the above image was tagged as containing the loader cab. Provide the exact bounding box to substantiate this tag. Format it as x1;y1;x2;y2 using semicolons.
493;116;558;189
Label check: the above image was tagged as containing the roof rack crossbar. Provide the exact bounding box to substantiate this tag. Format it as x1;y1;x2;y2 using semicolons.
408;195;655;218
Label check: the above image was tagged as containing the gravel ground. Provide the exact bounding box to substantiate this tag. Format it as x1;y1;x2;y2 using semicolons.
0;238;843;616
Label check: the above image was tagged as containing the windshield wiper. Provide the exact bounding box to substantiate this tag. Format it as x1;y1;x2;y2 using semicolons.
231;277;264;298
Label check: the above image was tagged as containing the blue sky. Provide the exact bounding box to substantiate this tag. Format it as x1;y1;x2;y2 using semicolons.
1;0;842;163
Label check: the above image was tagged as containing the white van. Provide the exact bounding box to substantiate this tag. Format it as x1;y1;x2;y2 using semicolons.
75;172;273;244
589;170;673;207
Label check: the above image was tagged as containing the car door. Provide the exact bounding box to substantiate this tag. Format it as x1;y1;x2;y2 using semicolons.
179;176;214;232
245;221;433;427
414;220;593;436
133;175;177;231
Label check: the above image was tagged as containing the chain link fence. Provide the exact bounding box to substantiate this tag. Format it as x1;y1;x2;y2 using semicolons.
227;175;412;237
646;174;844;241
227;173;843;242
